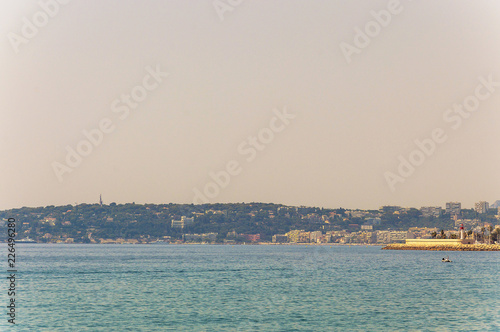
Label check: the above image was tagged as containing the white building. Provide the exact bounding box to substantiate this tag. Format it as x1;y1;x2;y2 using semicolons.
376;230;409;243
309;231;322;243
171;216;194;229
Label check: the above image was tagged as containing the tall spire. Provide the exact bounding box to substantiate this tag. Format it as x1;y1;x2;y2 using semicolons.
99;194;103;206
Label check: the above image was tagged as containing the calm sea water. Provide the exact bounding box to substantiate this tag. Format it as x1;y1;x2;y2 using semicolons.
2;244;499;331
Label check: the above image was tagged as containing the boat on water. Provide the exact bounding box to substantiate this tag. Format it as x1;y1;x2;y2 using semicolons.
17;237;36;243
150;240;169;244
442;256;452;263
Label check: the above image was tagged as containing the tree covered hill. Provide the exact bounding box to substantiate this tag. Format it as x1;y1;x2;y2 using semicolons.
0;202;492;243
0;203;339;242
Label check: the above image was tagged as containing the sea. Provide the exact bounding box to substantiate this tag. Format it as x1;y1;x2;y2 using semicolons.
2;244;499;331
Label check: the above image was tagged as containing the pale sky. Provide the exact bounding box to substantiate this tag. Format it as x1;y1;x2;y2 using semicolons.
1;0;499;211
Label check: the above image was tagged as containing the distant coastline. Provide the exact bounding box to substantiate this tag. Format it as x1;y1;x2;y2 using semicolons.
8;241;386;246
2;202;498;246
9;241;500;251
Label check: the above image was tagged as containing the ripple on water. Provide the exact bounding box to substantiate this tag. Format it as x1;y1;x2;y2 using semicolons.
2;245;498;331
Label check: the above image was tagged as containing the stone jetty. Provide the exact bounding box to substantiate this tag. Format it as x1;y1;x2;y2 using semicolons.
382;243;500;251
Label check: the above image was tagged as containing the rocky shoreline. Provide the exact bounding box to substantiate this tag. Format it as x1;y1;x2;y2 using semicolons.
382;243;500;251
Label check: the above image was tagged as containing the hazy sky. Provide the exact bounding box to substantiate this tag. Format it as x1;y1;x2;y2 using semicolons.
1;0;499;211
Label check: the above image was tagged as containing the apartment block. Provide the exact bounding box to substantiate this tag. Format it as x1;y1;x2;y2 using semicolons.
420;206;442;218
474;201;489;214
445;202;461;216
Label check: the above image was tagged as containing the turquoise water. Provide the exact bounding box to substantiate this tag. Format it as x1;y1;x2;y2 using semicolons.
2;244;499;331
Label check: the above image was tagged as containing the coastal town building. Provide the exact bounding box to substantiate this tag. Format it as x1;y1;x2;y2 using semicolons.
242;234;261;242
226;230;238;238
420;206;442;218
445;202;461;216
376;231;408;243
474;201;489;214
285;230;303;243
298;232;311;243
171;216;194;229
309;231;322;243
272;234;288;243
342;231;376;244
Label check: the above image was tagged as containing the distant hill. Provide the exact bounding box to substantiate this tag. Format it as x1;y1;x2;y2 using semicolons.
1;202;491;243
490;200;500;208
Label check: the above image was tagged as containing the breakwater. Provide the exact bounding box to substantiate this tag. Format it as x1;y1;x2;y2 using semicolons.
382;243;500;251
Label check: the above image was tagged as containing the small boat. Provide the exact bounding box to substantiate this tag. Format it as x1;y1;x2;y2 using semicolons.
17;237;36;243
150;240;169;244
442;256;452;263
